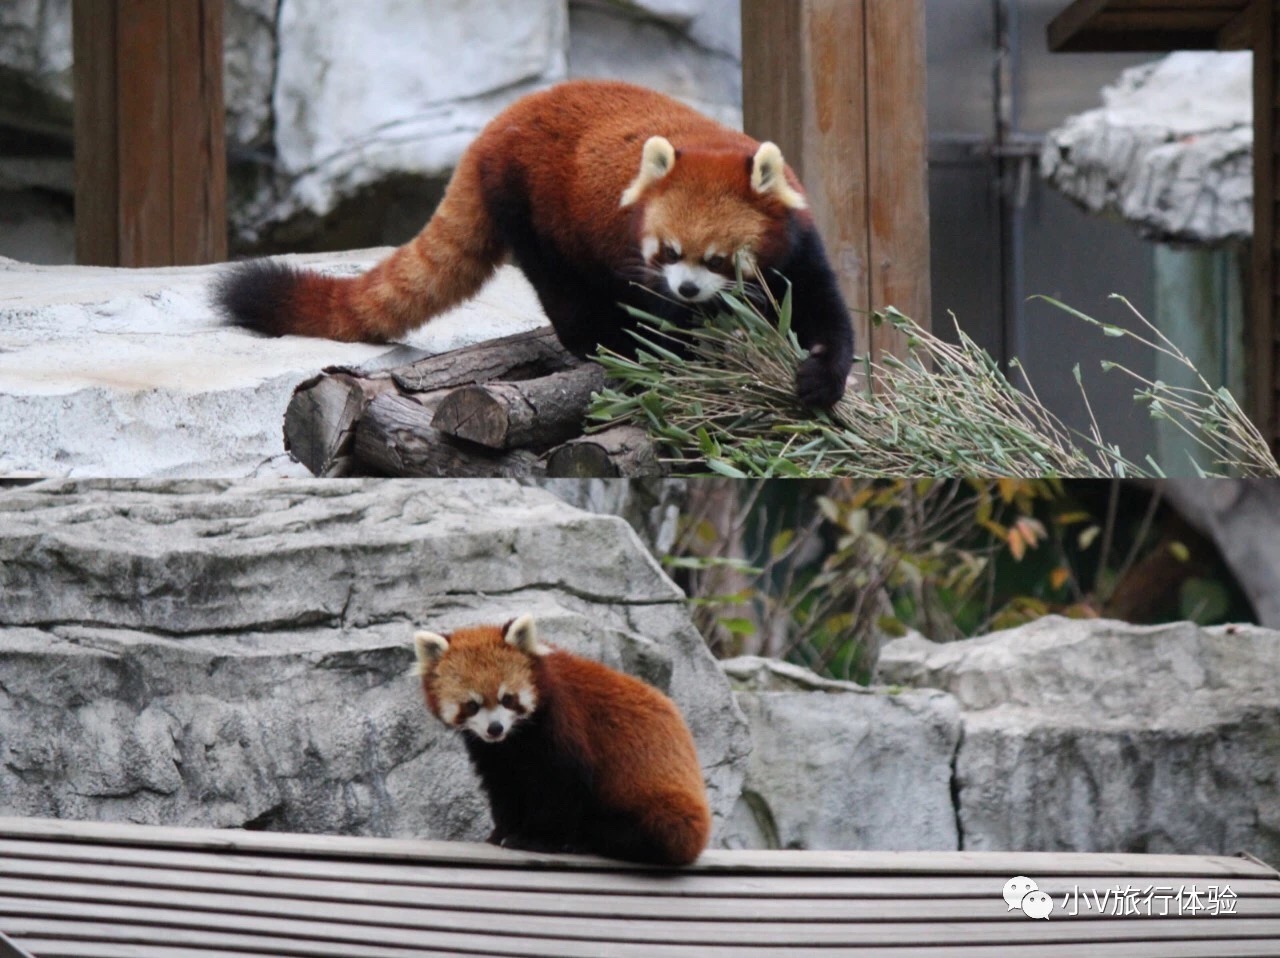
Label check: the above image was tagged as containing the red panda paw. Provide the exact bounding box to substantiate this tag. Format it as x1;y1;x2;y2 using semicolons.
796;350;848;409
496;832;577;855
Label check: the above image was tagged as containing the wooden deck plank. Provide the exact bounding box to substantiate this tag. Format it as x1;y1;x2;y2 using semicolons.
4;849;1278;902
11;947;466;958
3;895;1279;946
1;818;1276;957
4;874;1278;925
10;924;1280;958
0;818;1269;878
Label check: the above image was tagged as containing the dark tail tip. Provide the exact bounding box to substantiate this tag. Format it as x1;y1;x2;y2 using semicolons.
213;259;305;337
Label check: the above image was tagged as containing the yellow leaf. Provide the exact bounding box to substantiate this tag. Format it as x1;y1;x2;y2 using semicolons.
1078;525;1101;550
1054;510;1092;526
1014;517;1046;548
1050;566;1071;591
1008;527;1026;561
1168;540;1191;562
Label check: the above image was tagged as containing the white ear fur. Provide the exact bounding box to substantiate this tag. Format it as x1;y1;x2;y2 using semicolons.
620;136;677;208
504;614;550;656
413;631;449;674
750;142;807;210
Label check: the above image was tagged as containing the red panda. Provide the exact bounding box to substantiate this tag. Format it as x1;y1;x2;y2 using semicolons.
413;614;711;866
217;79;853;408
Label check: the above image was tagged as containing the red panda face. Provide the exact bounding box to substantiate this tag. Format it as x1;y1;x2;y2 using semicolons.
413;615;546;743
621;136;807;305
639;233;754;305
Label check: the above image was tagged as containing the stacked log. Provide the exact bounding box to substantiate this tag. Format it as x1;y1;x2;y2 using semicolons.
281;328;661;478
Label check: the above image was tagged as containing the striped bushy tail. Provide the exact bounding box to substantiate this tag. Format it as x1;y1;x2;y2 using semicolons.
215;155;503;342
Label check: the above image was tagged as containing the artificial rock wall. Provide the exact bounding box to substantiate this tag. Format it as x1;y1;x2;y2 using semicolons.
1;0;742;262
1;480;1276;862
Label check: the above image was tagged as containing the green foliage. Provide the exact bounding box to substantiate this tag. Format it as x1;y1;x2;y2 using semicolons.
667;479;1252;684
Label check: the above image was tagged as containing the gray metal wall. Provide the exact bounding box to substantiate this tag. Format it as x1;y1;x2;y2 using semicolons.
926;0;1161;463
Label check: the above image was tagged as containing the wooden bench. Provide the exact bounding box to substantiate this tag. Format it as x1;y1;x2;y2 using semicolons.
0;816;1276;957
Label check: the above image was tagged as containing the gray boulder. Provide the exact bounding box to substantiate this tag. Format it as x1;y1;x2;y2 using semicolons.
0;480;750;842
718;656;961;851
1042;52;1252;244
878;616;1280;861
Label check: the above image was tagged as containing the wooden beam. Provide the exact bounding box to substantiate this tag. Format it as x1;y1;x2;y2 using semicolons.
865;0;931;362
72;0;226;267
741;0;931;365
72;0;120;266
1251;0;1278;445
1048;0;1249;52
1047;0;1113;51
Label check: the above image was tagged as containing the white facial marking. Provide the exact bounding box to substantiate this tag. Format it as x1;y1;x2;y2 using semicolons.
641;236;659;261
465;703;524;742
664;262;726;303
439;701;460;725
517;686;536;712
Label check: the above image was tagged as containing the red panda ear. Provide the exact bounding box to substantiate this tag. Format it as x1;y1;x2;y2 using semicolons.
413;631;449;674
750;142;807;210
620;136;677;208
503;614;551;657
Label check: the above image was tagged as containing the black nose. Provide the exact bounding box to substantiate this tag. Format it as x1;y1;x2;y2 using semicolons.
487;721;504;738
678;281;700;299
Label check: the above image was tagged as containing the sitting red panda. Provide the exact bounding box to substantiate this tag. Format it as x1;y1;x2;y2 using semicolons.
412;614;711;866
216;79;853;408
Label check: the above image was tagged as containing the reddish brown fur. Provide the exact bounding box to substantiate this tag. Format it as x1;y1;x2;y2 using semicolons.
222;80;808;342
419;621;711;866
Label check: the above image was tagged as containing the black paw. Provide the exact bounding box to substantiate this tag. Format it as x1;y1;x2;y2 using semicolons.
796;348;849;409
496;834;573;854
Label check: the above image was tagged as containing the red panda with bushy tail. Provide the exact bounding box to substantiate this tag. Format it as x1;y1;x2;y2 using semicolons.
216;80;853;407
412;614;711;866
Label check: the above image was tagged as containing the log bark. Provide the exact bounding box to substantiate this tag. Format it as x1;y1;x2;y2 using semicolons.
354;393;542;478
283;373;397;477
283;327;575;476
431;363;607;451
391;327;577;393
545;426;664;477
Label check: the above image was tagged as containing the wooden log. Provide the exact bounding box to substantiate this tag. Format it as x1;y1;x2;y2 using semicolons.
391;327;577;393
354;394;542;478
431;364;607;451
544;426;664;478
283;372;399;477
282;327;574;476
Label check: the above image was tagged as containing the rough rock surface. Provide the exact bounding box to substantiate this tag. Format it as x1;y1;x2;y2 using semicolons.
878;616;1280;861
1;0;744;259
718;657;961;851
1041;52;1251;244
265;0;568;234
0;252;547;477
0;480;750;841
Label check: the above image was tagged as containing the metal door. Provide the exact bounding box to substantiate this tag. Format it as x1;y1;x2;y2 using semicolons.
926;0;1161;462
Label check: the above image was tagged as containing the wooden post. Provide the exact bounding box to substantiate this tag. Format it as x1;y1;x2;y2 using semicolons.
741;0;931;364
1251;0;1278;447
72;0;226;267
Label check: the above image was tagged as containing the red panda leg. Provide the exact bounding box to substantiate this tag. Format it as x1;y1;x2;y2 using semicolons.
216;151;505;343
